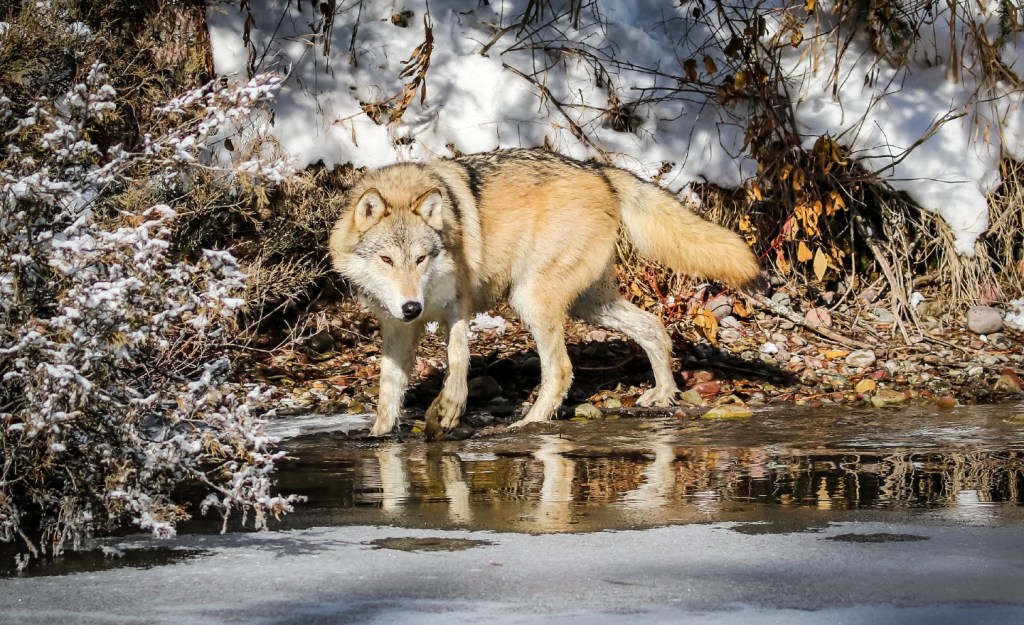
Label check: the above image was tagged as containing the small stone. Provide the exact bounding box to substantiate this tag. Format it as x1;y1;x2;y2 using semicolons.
467;375;501;401
989;334;1014;350
572;403;603;420
691;381;721;396
804;307;832;328
870;308;896;323
967;305;1003;335
871;389;907;408
586;329;609;342
936;395;958;409
994;370;1022;393
771;291;793;307
603;396;623;410
692;370;715;383
719;327;743;343
520;356;542;379
846;349;877;367
707;293;734;320
858;288;880;304
305;330;336;354
486;358;518;381
966;365;985;377
855;379;877;394
702;405;754;419
679;389;705;406
720;315;743;329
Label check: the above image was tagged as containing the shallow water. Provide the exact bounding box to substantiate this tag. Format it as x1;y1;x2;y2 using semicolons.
4;403;1023;577
255;403;1024;533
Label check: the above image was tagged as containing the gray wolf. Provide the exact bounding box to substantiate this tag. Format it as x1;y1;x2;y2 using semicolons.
328;149;761;439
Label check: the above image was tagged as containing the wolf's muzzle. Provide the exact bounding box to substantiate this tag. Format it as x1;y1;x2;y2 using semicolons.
401;301;423;321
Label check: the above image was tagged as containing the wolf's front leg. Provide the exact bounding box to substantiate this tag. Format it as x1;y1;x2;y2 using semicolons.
424;316;470;440
370;319;422;436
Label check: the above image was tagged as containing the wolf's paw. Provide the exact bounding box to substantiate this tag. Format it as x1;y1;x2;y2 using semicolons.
424;394;465;440
368;415;398;437
636;385;679;408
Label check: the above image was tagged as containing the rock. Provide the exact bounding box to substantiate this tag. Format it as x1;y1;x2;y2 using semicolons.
679;389;705;406
572;403;603;420
936;395;958;409
519;356;542;379
966;306;1003;335
463;412;498;428
719;327;743;343
486;399;516;418
305;330;336;354
855;379;877;394
702;405;754;419
994;370;1022;393
586;329;609;342
707;294;734;319
845;349;877;367
467;375;501;401
691;381;721;397
760;342;779;355
858;288;880;304
721;315;743;329
989;334;1014;350
603;396;623;410
870;308;896;323
871;389;907;408
486;358;518;381
692;370;715;383
804;307;832;328
771;291;793;307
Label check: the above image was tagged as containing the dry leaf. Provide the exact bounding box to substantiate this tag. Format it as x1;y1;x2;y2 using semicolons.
797;241;813;262
813;247;828;281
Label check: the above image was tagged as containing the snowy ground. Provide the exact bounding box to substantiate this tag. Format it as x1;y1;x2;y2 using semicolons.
2;521;1024;624
205;0;1024;254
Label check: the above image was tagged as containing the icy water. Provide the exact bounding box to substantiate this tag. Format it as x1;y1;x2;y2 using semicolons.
253;403;1024;533
4;403;1024;577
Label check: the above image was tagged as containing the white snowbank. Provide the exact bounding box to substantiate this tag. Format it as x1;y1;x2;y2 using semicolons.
206;0;1024;254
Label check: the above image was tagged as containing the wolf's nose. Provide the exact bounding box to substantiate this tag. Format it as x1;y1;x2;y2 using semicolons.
401;301;422;321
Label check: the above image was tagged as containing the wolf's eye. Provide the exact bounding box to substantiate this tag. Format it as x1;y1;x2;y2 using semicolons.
380;255;393;266
416;255;427;265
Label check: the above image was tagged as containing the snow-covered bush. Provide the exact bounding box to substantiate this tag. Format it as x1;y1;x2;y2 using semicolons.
0;33;299;561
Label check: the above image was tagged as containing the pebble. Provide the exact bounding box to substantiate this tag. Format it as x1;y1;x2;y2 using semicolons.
855;379;877;394
305;330;336;354
573;403;603;420
771;291;793;307
994;370;1022;393
707;293;734;319
870;308;896;323
966;305;1003;335
691;381;721;396
871;389;907;407
845;349;877;367
467;375;501;401
702;405;754;419
858;288;880;304
804;307;832;328
679;389;705;406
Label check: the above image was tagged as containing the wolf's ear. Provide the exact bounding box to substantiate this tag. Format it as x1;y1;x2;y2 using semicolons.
353;188;387;231
414;189;444;231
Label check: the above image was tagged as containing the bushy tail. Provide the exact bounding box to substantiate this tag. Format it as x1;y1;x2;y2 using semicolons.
603;169;763;290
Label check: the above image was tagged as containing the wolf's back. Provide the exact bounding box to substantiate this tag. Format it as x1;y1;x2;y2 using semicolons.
602;169;761;290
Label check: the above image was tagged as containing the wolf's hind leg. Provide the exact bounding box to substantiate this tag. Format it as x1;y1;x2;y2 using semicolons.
372;319;423;436
425;315;470;440
572;278;680;407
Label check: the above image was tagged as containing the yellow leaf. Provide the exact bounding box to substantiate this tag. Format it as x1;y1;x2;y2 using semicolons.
821;349;849;359
805;0;817;11
791;30;804;47
797;241;814;262
703;55;718;75
813;246;828;281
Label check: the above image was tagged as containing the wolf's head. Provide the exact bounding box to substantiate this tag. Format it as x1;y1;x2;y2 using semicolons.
329;171;455;322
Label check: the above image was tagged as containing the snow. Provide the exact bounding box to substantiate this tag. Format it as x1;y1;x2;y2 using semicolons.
205;0;1024;255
